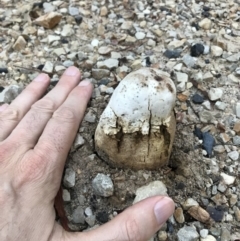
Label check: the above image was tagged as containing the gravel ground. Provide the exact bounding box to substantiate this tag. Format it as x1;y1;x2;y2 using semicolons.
0;0;240;240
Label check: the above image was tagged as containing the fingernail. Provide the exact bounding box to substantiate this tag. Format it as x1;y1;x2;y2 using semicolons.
64;66;80;76
34;73;49;82
78;80;91;86
154;197;174;225
0;103;8;112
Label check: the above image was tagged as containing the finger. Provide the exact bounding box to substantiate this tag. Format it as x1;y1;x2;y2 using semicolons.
32;80;93;174
0;74;50;141
68;196;175;241
7;67;81;147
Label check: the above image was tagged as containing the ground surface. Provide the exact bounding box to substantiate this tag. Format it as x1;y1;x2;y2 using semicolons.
0;0;240;240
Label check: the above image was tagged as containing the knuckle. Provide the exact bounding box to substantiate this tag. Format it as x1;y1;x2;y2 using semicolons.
0;107;20;122
53;106;77;123
124;218;141;241
31;97;56;113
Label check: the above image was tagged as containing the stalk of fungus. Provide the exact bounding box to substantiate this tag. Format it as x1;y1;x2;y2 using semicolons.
95;68;176;170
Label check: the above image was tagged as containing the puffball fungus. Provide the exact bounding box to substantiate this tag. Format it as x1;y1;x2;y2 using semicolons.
95;68;176;170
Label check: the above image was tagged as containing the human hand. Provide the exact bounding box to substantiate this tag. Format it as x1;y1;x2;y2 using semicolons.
0;66;174;241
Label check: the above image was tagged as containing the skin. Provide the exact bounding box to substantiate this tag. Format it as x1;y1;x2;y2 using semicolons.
0;66;175;241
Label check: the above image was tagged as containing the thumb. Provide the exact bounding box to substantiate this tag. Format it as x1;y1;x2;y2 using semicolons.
67;196;174;241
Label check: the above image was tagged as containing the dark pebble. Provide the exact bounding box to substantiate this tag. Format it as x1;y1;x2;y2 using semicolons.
37;64;44;70
205;59;210;64
206;206;226;222
98;79;110;86
203;6;210;11
191;22;200;31
96;211;109;223
0;68;8;74
193;127;203;139
0;86;4;93
192;93;204;104
202;11;210;18
33;2;44;9
202;132;215;157
164;49;181;58
190;43;204;57
61;38;68;44
167;221;174;233
145;57;151;67
176;182;185;190
160;6;171;12
75;15;83;25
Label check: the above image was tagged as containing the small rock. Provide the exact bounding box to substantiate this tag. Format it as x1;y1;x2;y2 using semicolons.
215;101;226;111
34;12;62;29
230;194;238;207
100;6;108;16
182;198;199;210
220;133;230;143
85;215;96;226
168;39;186;49
211;46;223;57
121;21;133;30
0;85;21;103
201;235;216;241
228;151;239;161
68;6;79;16
174;207;185;224
92;69;110;80
203;72;213;82
71;134;85;151
202;101;211;110
234;207;240;221
188;206;210;223
72;207;85;224
236;102;240;118
92;173;114;197
135;32;146;40
158;231;168;241
213;145;225;154
177;226;199;241
0;68;8;74
220;172;236;185
91;39;99;47
208;88;223;101
233;135;240;145
206;206;224;222
164;50;181;59
61;24;74;37
98;46;113;55
200;229;209;238
199;110;214;123
199;18;212;30
220;228;231;241
84;110;96;123
63;168;75;188
133;181;168;204
202;132;215;157
203;45;210;55
97;59;119;70
228;74;239;84
226;52;240;62
13;36;27;51
85;207;93;217
96;211;109;223
191;43;205;57
177;82;186;92
182;54;196;68
192;94;204;104
233;121;240;134
175;72;188;83
48;35;61;44
42;61;54;74
62;189;71;202
217;182;227;193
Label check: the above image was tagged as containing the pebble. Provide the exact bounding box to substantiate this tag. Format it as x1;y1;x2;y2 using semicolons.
236;103;240;118
206;206;224;222
42;61;54;74
98;46;113;55
188;206;210;223
100;6;108;16
33;12;62;29
200;229;209;238
92;173;114;197
228;151;239;161
72;207;85;224
233;135;240;145
69;6;79;16
199;18;212;30
62;189;71;202
202;132;215;157
164;50;181;58
174;207;185;224
97;59;119;69
133;181;168;204
233;121;240;134
203;72;213;82
121;21;133;30
84;110;96;123
199;110;214;123
213;145;225;154
0;85;22;103
61;24;74;37
0;68;8;74
92;69;110;80
175;72;188;83
182;54;196;68
208;88;223;101
177;226;199;241
220;228;231;241
226;53;240;62
63;168;75;188
13;36;27;51
190;43;205;57
202;101;211;110
85;207;93;217
85;215;96;226
220;172;236;185
71;134;85;151
135;32;146;40
158;231;168;241
215;101;226;111
192;94;204;104
228;74;239;84
182;198;199;210
201;235;216;241
211;46;223;57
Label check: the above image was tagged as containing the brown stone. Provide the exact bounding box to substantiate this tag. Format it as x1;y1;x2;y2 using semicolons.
34;12;62;29
233;121;240;135
177;93;188;102
174;207;185;223
188;206;210;223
